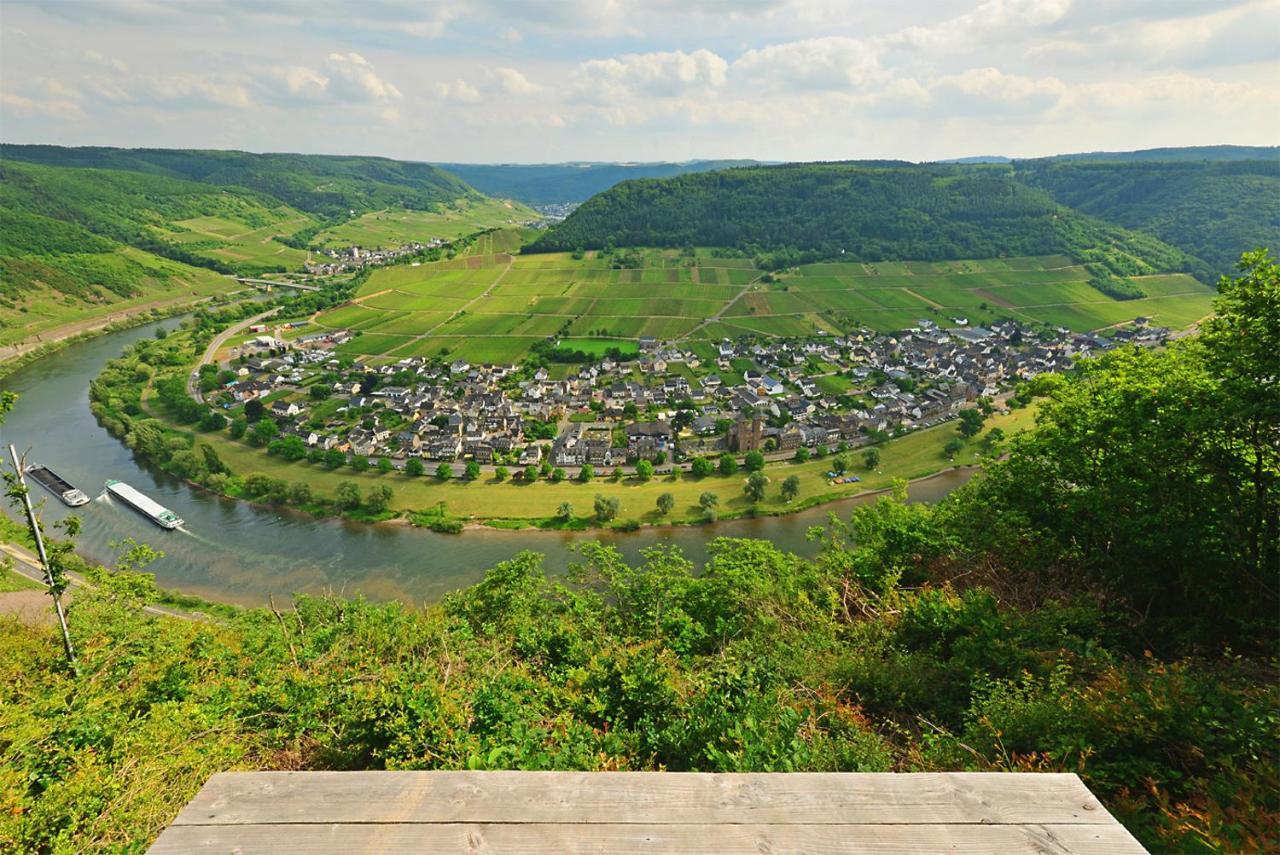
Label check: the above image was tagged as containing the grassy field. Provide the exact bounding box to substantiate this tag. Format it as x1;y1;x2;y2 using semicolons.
313;198;538;249
151;207;317;274
308;249;1214;364
186;405;1037;527
0;247;238;351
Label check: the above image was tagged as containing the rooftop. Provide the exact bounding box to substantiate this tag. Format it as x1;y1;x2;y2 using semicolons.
148;770;1146;853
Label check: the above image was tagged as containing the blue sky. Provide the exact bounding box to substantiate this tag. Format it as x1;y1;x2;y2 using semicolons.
1;0;1277;163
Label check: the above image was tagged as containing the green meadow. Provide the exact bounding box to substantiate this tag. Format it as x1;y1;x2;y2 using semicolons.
310;248;1215;363
313;197;539;249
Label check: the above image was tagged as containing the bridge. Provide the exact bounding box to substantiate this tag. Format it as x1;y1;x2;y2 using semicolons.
148;771;1147;853
233;276;322;292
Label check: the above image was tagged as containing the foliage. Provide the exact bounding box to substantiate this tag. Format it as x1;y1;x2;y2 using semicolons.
530;162;1200;276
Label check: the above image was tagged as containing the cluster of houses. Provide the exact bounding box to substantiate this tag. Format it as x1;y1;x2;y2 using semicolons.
213;317;1171;470
303;240;445;275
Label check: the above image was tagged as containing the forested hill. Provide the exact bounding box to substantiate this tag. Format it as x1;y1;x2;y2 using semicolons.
1044;144;1279;163
0;145;479;219
434;160;761;205
1016;158;1280;274
529;162;1204;276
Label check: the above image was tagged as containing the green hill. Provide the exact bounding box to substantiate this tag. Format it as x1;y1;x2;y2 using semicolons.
528;162;1204;279
1016;158;1280;274
0;145;480;220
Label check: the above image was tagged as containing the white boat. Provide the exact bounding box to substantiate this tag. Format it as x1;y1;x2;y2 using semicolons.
104;479;183;529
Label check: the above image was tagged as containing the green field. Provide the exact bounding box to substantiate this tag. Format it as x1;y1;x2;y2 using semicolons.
314;198;539;249
0;247;237;350
153;209;315;273
308;249;1215;364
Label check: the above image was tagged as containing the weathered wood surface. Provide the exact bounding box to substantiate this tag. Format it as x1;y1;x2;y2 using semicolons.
149;771;1149;854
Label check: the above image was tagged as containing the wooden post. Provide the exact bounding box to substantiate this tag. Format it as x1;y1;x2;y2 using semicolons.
7;444;78;672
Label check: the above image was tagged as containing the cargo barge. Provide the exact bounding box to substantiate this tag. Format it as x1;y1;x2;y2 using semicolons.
104;479;183;529
25;463;90;507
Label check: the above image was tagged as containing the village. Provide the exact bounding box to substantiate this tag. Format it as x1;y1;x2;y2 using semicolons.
303;239;448;275
210;318;1172;476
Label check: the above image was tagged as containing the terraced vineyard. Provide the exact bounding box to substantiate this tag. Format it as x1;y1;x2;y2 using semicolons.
312;247;1215;364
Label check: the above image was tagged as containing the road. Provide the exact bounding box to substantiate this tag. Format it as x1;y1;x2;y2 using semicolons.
234;277;321;292
187;308;280;402
1;540;211;623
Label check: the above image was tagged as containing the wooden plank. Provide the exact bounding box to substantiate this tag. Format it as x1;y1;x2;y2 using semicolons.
171;771;1114;827
149;822;1149;854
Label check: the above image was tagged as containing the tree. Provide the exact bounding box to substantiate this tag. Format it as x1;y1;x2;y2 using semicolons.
465;461;482;481
556;502;573;520
718;453;738;476
744;471;769;503
405;457;425;477
578;463;594;483
249;418;278;447
276;435;307;461
333;481;360;510
699;491;719;512
634;459;654;482
981;427;1005;452
958;408;986;438
309;384;331;400
243;398;265;423
229;417;247;440
523;465;538;482
494;465;509;482
288;481;312;505
350;455;370;473
594;494;620;521
690;457;713;478
831;454;849;475
863;448;881;469
744;450;765;472
324;448;345;469
436;462;453;481
366;484;393;513
549;467;566;483
378;457;393;474
656;492;675;515
943;437;965;458
793;447;810;463
781;475;801;502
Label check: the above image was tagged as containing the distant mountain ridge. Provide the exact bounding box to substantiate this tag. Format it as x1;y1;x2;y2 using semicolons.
433;160;764;205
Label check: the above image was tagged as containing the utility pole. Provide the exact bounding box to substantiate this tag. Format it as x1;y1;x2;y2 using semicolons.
7;444;78;672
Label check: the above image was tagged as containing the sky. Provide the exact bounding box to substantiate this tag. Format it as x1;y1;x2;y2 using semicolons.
1;0;1277;164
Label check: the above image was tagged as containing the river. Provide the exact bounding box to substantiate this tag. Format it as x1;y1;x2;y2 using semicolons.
0;320;974;606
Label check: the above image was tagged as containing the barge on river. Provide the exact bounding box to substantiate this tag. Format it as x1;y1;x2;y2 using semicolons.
25;463;90;507
104;479;183;530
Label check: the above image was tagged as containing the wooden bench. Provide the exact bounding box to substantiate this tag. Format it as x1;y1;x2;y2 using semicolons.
149;770;1147;853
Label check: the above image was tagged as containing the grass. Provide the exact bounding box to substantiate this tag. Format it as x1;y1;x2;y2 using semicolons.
313;199;538;249
308;248;1211;364
155;210;314;273
186;407;1038;527
0;247;239;351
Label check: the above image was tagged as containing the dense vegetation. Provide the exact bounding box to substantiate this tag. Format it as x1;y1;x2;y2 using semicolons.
1019;158;1280;275
2;252;1276;853
436;160;761;205
530;162;1204;277
0;145;480;219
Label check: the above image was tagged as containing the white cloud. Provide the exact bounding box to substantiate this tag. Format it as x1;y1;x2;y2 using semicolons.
264;53;401;112
733;36;885;91
434;78;481;103
491;67;543;96
572;49;728;103
0;90;83;119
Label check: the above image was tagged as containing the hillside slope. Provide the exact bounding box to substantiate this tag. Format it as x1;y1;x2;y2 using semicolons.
0;145;479;220
435;160;762;205
530;162;1204;278
1016;158;1280;274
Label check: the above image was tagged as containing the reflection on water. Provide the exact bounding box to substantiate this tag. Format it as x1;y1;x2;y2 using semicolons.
1;319;973;606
